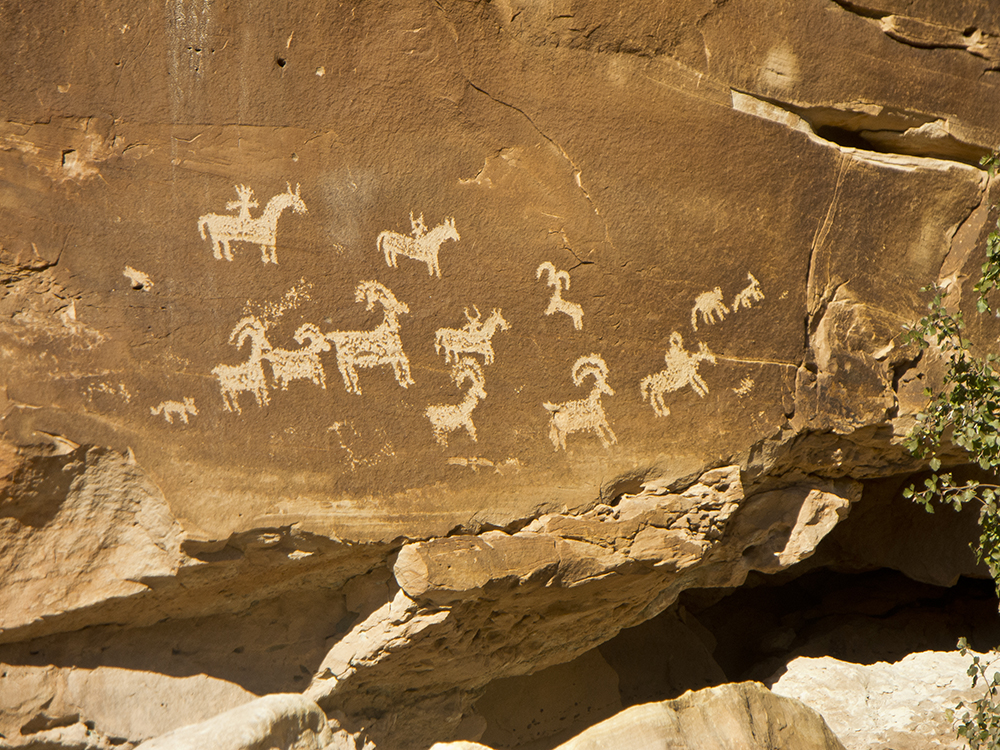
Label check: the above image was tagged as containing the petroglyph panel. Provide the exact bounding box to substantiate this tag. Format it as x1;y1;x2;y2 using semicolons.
1;0;981;549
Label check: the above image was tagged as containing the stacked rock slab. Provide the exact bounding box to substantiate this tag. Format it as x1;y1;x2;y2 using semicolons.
1;0;999;747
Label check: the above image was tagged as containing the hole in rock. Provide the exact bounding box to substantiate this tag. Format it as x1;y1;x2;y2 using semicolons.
275;56;286;68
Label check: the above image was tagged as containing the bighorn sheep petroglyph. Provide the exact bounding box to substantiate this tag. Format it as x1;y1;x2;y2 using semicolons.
198;183;307;264
325;281;414;395
212;316;272;413
543;354;616;451
378;213;460;277
425;357;487;447
264;323;332;390
536;261;584;330
640;331;717;417
434;307;510;365
690;287;729;331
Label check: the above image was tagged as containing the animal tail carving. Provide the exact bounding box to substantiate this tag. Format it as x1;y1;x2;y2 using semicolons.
542;401;559;413
198;217;208;240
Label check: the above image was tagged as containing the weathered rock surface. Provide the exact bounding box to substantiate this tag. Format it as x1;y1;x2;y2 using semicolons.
771;651;1000;750
552;681;846;750
2;0;1000;746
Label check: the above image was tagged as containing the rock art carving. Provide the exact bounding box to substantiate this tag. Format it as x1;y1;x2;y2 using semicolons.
150;397;198;424
264;323;332;390
690;287;729;331
732;272;764;311
325;281;414;395
123;265;153;291
377;212;459;277
543;354;617;451
434;307;510;366
446;456;522;474
212;316;272;413
733;376;755;396
640;332;717;417
329;421;396;471
536;261;584;330
198;183;307;264
425;357;487;447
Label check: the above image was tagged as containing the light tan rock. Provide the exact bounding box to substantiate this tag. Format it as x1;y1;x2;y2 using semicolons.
0;665;256;744
553;681;845;750
134;694;332;750
0;446;186;635
770;651;999;750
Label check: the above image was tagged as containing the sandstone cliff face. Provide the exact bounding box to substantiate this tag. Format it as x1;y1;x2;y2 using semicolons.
1;1;998;748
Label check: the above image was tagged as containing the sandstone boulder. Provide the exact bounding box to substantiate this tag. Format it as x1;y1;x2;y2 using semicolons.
553;681;845;750
133;694;332;750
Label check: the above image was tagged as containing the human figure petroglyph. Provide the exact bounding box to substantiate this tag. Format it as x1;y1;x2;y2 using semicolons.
426;357;487;447
212;317;272;413
691;287;729;331
640;331;717;417
378;213;459;277
434;307;510;366
536;261;584;330
198;183;307;264
264;323;332;390
732;272;764;311
543;354;617;451
150;397;198;424
325;281;414;395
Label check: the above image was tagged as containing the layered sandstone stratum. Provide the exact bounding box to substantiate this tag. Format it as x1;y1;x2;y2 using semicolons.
2;1;1000;748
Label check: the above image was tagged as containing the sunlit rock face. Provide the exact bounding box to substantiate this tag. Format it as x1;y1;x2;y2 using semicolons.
1;0;998;747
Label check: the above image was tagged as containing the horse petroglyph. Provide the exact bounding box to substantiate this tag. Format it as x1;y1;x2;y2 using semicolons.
690;287;729;331
212;316;272;413
732;272;764;311
640;332;717;417
378;212;459;277
264;323;332;390
198;183;307;264
543;354;617;451
434;307;510;366
425;357;487;447
325;280;414;395
150;397;198;424
536;261;584;330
